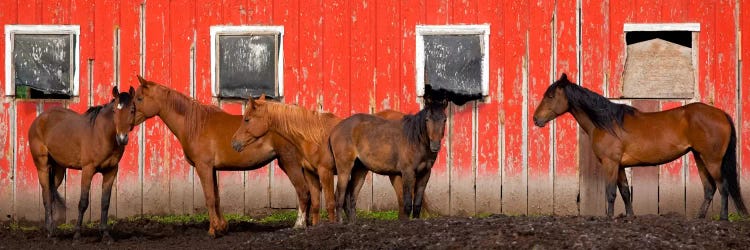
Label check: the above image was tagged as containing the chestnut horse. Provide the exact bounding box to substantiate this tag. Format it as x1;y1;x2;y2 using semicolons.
533;73;747;220
133;76;311;237
29;86;136;241
230;97;431;224
330;97;448;222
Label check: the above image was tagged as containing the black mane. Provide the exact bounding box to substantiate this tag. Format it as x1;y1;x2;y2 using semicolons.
549;75;636;134
402;109;429;146
83;92;133;125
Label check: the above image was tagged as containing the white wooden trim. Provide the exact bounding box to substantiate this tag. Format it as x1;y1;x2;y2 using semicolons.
210;25;284;98
415;24;490;97
623;23;700;32
4;25;80;96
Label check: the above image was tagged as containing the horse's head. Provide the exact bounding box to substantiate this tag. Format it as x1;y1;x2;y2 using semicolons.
533;73;571;127
231;95;270;152
112;86;136;145
424;97;448;153
133;76;163;125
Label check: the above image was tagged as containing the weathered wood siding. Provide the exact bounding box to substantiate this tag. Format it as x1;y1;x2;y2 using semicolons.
0;0;748;222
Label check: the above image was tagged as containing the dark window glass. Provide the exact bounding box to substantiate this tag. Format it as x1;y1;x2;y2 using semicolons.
13;34;74;98
218;34;278;99
423;34;482;98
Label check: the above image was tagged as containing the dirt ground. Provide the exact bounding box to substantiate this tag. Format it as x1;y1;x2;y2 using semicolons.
2;213;750;249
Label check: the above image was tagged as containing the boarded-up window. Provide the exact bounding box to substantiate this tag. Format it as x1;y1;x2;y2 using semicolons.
5;25;80;99
211;26;284;99
416;25;489;104
622;31;695;99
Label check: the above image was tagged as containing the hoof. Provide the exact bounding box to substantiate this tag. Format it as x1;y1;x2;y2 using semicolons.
73;231;82;241
101;232;114;245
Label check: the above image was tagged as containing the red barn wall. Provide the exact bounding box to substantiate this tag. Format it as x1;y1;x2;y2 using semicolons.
0;0;748;221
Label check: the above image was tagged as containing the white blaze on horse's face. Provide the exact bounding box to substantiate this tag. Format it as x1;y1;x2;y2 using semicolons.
117;103;123;110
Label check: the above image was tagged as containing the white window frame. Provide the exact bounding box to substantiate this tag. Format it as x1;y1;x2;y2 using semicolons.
210;25;284;98
4;25;81;96
415;24;490;97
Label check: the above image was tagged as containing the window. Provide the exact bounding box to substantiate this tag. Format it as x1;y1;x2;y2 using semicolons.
622;23;699;99
416;25;489;101
5;25;80;98
210;26;284;99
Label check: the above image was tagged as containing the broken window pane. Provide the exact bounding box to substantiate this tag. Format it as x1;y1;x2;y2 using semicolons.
13;34;73;98
218;34;278;99
424;34;483;102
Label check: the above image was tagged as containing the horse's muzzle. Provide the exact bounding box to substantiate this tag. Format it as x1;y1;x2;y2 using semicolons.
430;141;441;152
231;140;244;152
533;117;547;127
116;134;129;145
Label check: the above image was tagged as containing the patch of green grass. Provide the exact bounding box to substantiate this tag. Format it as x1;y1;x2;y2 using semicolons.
57;223;74;231
139;214;210;224
259;210;298;224
712;213;748;222
357;210;399;220
224;214;256;223
473;212;493;219
9;222;38;232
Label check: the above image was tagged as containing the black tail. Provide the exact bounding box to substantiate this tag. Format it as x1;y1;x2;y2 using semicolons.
722;114;747;216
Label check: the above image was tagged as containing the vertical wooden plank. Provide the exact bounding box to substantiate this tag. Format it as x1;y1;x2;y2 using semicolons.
168;0;195;215
659;101;686;215
552;0;580;216
297;0;322;110
527;0;554;215
116;0;144;219
350;0;375;210
687;0;718;217
740;0;750;214
607;0;633;99
475;0;502;215
68;0;94;113
447;0;477;216
270;0;301;209
630;100;660;215
0;0;18;222
579;0;608;216
193;0;221;213
43;0;70;24
714;0;737;214
662;0;689;21
14;102;40;221
223;0;248;25
501;0;528;215
400;0;423;114
245;0;274;211
322;0;350;117
219;102;246;214
142;0;171;215
17;0;41;24
372;0;402;211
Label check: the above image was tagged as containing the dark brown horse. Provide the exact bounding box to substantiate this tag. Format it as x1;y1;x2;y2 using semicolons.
133;76;311;237
230;97;430;224
533;73;747;220
329;96;448;222
29;86;136;241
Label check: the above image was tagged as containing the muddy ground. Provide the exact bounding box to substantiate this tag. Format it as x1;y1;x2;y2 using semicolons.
2;213;750;249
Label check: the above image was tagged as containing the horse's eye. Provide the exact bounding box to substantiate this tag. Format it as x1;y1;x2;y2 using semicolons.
244;118;249;123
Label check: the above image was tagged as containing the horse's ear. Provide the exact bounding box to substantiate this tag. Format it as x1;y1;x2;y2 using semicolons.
112;86;119;98
560;73;568;82
259;93;267;101
137;75;148;88
129;86;135;96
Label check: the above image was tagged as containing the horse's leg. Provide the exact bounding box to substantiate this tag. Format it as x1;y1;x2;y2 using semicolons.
318;167;337;223
211;169;228;234
334;164;352;224
52;166;67;224
693;152;717;219
195;164;222;237
345;166;369;223
617;168;633;216
33;154;54;237
276;157;310;229
400;169;416;220
704;157;728;220
304;170;322;225
412;168;432;219
74;167;96;240
389;175;406;219
99;167;118;244
602;159;619;218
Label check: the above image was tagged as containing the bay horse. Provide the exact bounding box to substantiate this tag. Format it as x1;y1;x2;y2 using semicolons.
133;76;311;237
28;86;136;241
533;73;747;220
329;96;448;222
230;97;432;224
